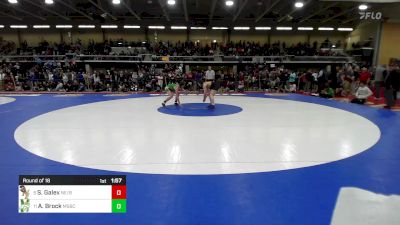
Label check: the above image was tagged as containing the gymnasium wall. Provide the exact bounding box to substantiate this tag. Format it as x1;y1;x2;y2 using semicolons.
151;30;186;43
104;30;145;42
310;33;347;46
0;32;18;43
230;31;269;43
378;22;400;65
345;21;380;50
63;31;104;46
20;30;61;46
190;30;227;43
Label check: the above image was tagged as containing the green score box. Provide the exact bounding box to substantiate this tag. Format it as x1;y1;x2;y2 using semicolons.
112;199;126;213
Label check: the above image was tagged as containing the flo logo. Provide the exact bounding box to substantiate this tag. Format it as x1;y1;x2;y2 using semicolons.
359;12;382;20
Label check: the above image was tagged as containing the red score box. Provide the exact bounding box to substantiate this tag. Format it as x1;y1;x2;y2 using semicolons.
112;185;126;199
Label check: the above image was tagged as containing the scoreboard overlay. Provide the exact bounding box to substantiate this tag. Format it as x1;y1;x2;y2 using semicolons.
18;175;126;213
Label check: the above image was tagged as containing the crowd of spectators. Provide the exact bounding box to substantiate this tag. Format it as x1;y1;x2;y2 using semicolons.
1;59;399;107
0;38;349;57
17;40;84;56
220;39;344;56
0;40;16;55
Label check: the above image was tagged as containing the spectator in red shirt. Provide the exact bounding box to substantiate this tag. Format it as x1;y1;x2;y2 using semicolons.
359;67;371;84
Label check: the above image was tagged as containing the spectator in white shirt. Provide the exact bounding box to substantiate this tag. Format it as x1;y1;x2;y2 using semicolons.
351;81;372;104
203;66;215;103
374;65;386;99
93;73;100;84
54;82;64;91
62;73;68;84
48;71;54;82
288;83;297;93
0;70;5;91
